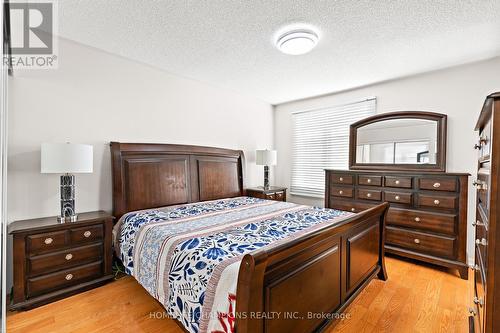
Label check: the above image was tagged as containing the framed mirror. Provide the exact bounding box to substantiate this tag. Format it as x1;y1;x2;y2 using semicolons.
349;111;447;172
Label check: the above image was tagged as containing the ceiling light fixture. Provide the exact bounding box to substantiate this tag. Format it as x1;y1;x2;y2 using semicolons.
276;28;319;55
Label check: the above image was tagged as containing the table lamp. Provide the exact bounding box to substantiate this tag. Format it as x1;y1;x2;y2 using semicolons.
256;149;277;190
41;143;93;222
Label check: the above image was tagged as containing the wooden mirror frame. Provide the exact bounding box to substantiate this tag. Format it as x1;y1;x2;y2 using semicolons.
349;111;447;172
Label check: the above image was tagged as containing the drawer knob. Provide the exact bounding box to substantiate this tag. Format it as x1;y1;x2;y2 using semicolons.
83;231;92;238
367;178;372;183
433;199;440;205
395;195;400;201
414;238;420;244
366;193;372;198
339;190;343;195
65;274;73;281
414;217;421;222
474;296;484;306
65;253;73;260
44;237;53;245
339;177;343;182
469;307;477;316
476;238;487;246
433;182;441;188
395;180;400;185
351;208;356;212
474;264;480;272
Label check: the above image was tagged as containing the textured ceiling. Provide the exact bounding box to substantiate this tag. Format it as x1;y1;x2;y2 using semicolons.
57;0;500;104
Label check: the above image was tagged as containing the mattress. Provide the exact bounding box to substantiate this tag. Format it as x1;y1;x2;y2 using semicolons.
113;196;352;333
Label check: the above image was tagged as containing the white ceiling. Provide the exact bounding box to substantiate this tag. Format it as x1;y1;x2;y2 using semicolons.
57;0;500;104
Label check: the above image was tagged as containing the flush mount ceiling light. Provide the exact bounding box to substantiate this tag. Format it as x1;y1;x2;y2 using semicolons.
276;28;319;55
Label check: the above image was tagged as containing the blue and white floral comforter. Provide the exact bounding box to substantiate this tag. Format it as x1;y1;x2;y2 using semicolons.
113;196;352;333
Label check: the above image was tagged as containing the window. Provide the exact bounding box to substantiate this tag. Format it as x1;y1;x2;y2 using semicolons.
291;98;376;198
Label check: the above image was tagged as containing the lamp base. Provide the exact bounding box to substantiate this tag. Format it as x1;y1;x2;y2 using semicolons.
57;214;78;223
60;174;77;223
263;165;270;190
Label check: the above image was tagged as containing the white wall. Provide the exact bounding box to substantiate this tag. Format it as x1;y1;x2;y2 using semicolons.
274;56;500;264
6;38;273;287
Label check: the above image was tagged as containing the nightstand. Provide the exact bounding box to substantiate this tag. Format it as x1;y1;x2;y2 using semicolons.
9;211;114;310
246;186;287;202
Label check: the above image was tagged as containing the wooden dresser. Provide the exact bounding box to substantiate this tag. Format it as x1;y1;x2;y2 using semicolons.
325;169;469;279
9;211;114;310
470;92;500;332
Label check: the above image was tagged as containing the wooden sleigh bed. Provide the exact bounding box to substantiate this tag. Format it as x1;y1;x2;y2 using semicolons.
110;142;388;333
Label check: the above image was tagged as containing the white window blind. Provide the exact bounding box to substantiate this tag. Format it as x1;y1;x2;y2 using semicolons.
291;98;376;198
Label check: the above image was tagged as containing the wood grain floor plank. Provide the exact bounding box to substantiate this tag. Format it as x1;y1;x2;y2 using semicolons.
7;256;470;333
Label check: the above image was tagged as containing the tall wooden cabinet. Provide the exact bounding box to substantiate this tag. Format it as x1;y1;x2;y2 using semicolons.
470;92;500;332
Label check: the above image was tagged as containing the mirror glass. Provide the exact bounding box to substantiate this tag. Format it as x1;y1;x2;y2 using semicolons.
356;119;438;165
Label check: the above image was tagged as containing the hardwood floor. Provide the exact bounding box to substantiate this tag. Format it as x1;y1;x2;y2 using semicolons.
7;256;471;333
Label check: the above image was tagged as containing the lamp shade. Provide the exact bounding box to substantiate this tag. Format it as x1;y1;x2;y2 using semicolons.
41;143;93;174
256;150;277;166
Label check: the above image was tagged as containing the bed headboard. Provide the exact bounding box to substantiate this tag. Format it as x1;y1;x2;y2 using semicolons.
110;142;245;219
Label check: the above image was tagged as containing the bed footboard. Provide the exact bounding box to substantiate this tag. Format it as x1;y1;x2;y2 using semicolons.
236;203;389;333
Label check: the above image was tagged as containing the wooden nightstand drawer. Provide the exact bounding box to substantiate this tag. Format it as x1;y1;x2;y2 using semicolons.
28;243;103;277
275;191;285;201
28;231;68;254
27;261;103;298
265;193;276;200
70;224;103;244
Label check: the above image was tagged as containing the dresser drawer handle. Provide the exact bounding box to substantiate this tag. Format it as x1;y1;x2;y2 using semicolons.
83;231;92;238
474;264;480;272
366;193;372;198
65;253;73;260
414;238;420;244
469;307;477;316
395;195;400;201
339;177;343;182
433;199;440;205
65;274;73;281
44;237;53;245
351;208;356;212
474;296;484;306
367;178;372;183
339;190;343;195
476;238;487;246
472;220;484;227
395;180;400;185
414;217;421;222
433;182;441;188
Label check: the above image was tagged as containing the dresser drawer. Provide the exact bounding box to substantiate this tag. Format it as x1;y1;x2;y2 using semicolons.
418;194;457;210
386;208;456;235
265;193;276;200
330;173;353;185
28;243;103;277
474;246;486;328
28;231;69;254
384;191;412;205
27;261;103;298
330;186;353;198
356;188;381;201
418;177;457;192
328;200;376;213
385;176;412;189
386;226;455;258
358;175;382;186
70;224;103;244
